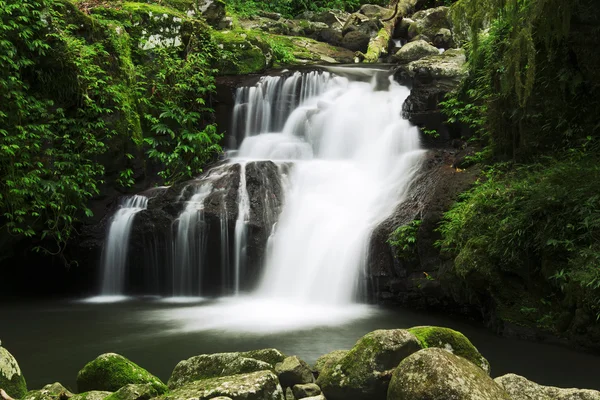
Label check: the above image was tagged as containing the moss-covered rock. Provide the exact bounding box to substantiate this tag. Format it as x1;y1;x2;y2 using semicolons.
291;383;321;399
76;353;167;394
240;349;286;368
274;356;314;389
160;371;284;400
70;392;112;400
168;353;272;389
312;350;348;376
408;326;490;374
212;31;271;75
407;6;451;40
0;347;27;399
103;384;161;400
316;329;421;400
387;348;509;400
495;374;600;400
405;48;467;80
342;31;371;53
392;40;439;64
22;383;72;400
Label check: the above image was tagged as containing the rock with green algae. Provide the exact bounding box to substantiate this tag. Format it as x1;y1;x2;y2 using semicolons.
495;374;600;400
22;383;72;400
407;6;452;41
76;353;167;394
70;392;112;400
212;31;272;75
160;370;284;400
0;346;27;399
387;348;509;400
168;353;272;389
103;383;161;400
408;326;490;374
240;349;286;368
392;40;439;64
312;351;348;376
316;329;421;400
274;356;314;389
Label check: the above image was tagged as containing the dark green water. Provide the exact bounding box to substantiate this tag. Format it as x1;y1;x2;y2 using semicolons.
1;297;599;392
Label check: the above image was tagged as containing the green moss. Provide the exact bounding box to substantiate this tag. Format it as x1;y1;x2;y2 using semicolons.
0;347;27;399
103;383;162;400
408;326;490;373
240;349;286;368
212;30;268;75
364;27;390;63
76;353;168;394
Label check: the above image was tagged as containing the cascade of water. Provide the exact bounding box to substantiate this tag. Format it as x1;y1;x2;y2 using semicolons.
100;195;148;295
233;163;250;295
233;69;425;305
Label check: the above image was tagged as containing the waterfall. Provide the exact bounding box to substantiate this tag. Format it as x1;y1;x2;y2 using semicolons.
233;163;249;295
233;69;424;305
100;195;148;295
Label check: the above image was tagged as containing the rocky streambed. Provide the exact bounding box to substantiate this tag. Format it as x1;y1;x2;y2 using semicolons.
2;326;600;400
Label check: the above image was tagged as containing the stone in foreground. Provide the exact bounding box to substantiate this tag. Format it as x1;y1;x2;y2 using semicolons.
161;370;284;400
22;383;72;400
388;348;509;400
70;391;112;400
292;383;321;399
408;326;490;373
317;329;421;400
76;353;167;394
495;373;600;400
0;346;27;399
168;353;272;389
240;349;286;368
275;356;314;389
103;383;161;400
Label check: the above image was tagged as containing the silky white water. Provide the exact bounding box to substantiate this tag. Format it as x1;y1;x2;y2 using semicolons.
100;195;148;295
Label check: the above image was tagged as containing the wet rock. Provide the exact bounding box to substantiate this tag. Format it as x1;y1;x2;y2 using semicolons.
408;326;490;373
342;31;371;52
0;347;27;399
495;374;600;400
317;329;421;400
76;353;167;394
103;384;161;400
433;27;453;49
312;350;348;376
160;371;284;400
292;383;321;399
388;348;510;400
23;383;72;400
168;353;272;389
275;356;315;389
241;349;287;368
392;39;439;63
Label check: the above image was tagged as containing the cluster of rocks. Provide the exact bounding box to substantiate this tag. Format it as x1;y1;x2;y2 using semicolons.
3;327;600;400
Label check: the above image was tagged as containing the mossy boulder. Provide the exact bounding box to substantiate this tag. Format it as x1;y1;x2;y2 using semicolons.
70;392;112;400
275;356;314;389
342;31;371;53
392;40;439;64
387;348;510;400
76;353;167;394
292;383;321;399
405;48;467;80
168;353;272;389
198;0;226;27
495;374;600;400
312;350;348;376
22;383;72;400
407;6;451;40
316;329;421;400
0;346;27;399
103;384;161;400
212;31;272;75
160;371;284;400
408;326;490;374
240;349;286;368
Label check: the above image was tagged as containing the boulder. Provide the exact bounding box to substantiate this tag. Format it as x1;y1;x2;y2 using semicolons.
198;0;226;27
22;383;72;400
76;353;167;394
316;329;421;400
433;27;453;49
312;350;348;376
240;349;286;368
392;40;439;63
292;383;321;399
341;31;371;53
103;384;161;400
0;347;27;399
408;326;490;373
70;392;112;400
495;374;600;400
317;29;344;47
159;371;284;400
408;6;451;40
342;13;381;38
275;356;314;389
393;18;413;39
168;353;272;389
387;348;510;400
359;4;389;19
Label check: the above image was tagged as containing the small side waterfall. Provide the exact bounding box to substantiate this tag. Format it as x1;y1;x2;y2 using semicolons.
100;195;148;295
233;163;249;294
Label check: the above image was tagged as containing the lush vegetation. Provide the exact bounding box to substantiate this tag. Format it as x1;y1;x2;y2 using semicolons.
0;0;223;255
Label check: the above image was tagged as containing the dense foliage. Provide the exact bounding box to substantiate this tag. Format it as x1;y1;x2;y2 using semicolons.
0;0;222;255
